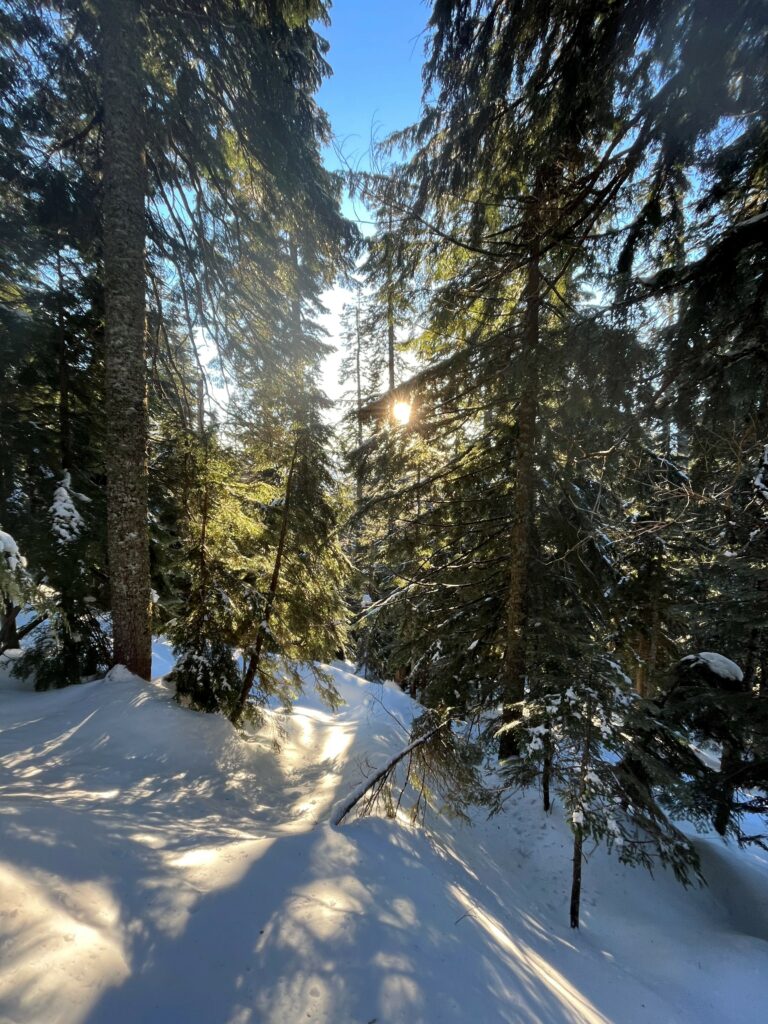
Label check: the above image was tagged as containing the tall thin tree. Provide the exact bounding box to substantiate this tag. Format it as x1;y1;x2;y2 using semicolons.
98;0;152;678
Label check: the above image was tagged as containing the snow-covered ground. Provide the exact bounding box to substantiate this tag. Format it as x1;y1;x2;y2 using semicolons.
1;653;767;1023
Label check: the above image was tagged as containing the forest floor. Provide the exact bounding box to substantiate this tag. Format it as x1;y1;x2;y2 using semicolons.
1;649;767;1024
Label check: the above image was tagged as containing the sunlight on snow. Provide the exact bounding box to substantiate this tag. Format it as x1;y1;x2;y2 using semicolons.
0;861;129;1024
449;883;611;1024
145;838;276;938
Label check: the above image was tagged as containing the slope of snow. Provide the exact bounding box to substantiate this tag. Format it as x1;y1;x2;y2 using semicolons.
1;657;766;1023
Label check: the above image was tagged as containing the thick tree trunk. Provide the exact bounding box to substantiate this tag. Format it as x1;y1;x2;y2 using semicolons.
99;0;152;679
499;222;540;760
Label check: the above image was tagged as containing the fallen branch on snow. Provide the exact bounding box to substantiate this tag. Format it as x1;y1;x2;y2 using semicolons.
331;719;452;827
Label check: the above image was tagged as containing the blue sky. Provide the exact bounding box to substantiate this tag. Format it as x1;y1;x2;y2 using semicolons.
316;0;429;407
318;0;428;213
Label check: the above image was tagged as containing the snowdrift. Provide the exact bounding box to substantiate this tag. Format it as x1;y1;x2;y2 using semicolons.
1;656;766;1023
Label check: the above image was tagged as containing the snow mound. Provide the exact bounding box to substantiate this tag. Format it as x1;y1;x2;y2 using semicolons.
680;651;744;683
0;659;766;1023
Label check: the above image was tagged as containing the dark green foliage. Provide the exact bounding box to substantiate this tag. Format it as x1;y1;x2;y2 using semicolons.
658;654;768;844
344;0;767;926
0;0;354;697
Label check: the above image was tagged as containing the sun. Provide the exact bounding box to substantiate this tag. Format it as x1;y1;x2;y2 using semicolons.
392;400;412;426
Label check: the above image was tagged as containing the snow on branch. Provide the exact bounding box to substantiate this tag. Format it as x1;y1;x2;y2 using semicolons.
50;472;86;546
0;527;30;607
0;529;25;574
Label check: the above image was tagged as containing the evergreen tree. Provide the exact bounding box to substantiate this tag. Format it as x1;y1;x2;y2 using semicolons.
1;0;354;692
342;0;767;922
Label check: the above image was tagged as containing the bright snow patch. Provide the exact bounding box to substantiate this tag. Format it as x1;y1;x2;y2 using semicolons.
0;655;766;1023
681;651;744;683
0;527;25;572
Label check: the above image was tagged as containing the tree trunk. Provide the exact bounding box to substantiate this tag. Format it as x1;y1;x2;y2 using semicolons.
570;695;593;928
355;297;364;507
56;246;72;471
196;376;206;438
499;217;540;759
232;439;299;726
1;600;20;653
714;739;739;836
742;628;758;692
542;732;552;812
386;212;396;393
634;631;650;697
569;825;584;929
634;557;662;697
99;0;152;679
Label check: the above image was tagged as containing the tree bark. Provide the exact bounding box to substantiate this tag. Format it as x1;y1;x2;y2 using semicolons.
1;600;20;653
542;732;552;812
714;738;739;837
355;297;364;507
741;627;758;692
56;246;72;470
499;212;540;760
569;824;584;929
570;695;593;928
99;0;152;679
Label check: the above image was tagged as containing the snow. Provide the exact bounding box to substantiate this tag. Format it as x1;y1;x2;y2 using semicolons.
50;472;85;545
330;718;448;826
0;527;25;572
754;445;768;501
1;655;766;1023
681;651;744;683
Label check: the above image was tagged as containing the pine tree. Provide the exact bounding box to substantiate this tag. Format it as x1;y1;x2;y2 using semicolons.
0;2;108;677
1;0;354;691
364;0;661;743
339;0;768;924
